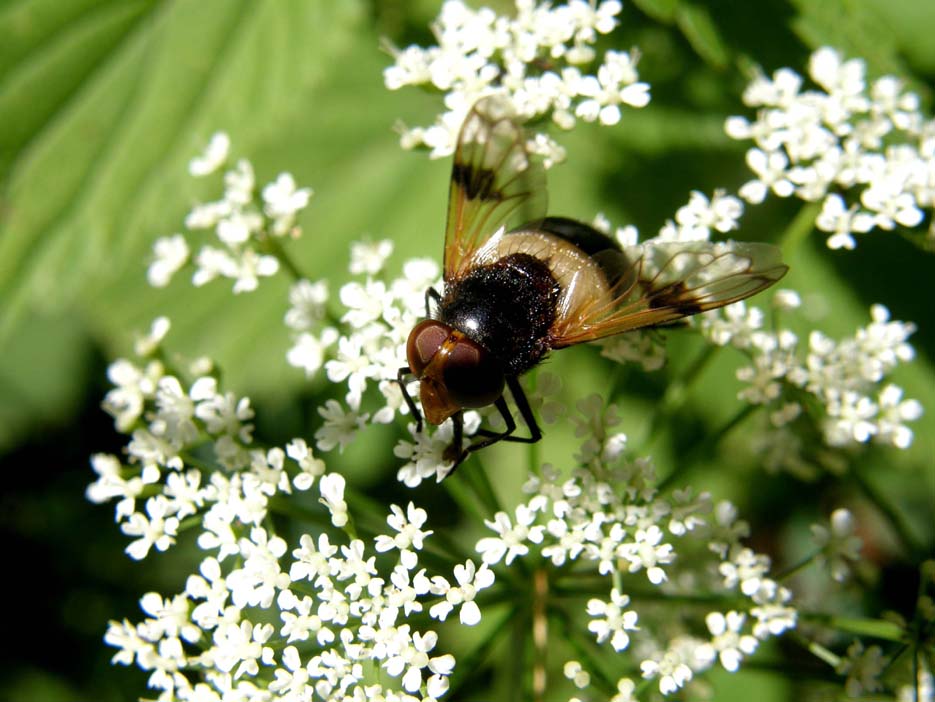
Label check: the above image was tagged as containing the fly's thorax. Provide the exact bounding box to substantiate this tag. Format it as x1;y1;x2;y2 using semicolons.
440;252;560;376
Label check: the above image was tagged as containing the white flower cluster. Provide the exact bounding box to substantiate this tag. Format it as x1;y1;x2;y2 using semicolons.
88;321;511;701
148;132;313;293
474;396;797;696
836;640;886;697
283;239;572;486
281;240;490;485
383;0;650;163
727;46;935;249
701;296;922;473
810;508;863;584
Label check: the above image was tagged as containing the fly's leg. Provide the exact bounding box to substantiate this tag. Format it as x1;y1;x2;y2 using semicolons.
472;376;542;445
442;411;466;469
424;287;442;318
395;366;423;432
437;378;544;479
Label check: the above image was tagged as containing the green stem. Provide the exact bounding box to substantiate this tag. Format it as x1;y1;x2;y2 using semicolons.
643;343;720;449
552;607;620;694
262;233;307;281
446;607;518;696
790;631;841;669
465;456;504;518
552;579;747;608
774;551;819;581
801;613;906;643
445;470;492;524
780;201;822;256
177;515;202;532
657;403;758;490
527;436;541;476
268;495;332;528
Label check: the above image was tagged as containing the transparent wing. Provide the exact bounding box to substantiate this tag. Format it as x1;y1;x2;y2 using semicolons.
444;96;547;282
551;240;788;347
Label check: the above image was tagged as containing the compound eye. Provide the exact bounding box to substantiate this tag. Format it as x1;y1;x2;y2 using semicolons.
406;321;451;376
443;340;504;409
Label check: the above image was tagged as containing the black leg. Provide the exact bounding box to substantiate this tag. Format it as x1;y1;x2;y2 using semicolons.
472;377;542;444
464;395;519;452
396;366;423;432
442;411;465;467
503;375;543;444
424;287;442;318
440;378;545;478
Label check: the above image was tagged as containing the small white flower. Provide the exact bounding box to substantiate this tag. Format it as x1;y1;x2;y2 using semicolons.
675;190;744;237
262;172;312;234
287;328;339;378
230;248;280;294
739;148;795;204
147;235;190;288
619;525;673;584
319;473;348;528
811;508;862;582
314;399;368;452
134;316;172;358
102;359;163;431
289;532;338;585
349;239;394;275
285;279;329;331
476;504;545;565
340;279;388;328
285;438;326;490
773;289;802;310
640;648;694;694
192;245;238;287
223;158;255;206
816;193;875;250
563;660;591;689
375;502;433;569
720;547;771;596
836;641;885;697
121;496;180;560
587;589;638;651
874;384;923;449
429;559;495;626
610;677;638;702
210;620;275;679
703;611;758;672
189;132;230;176
749;581;797;638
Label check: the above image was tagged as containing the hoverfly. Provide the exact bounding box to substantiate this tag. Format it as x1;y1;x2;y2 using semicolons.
397;97;787;470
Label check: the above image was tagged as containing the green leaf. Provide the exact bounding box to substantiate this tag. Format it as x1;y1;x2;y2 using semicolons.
0;0;437;445
824;616;906;642
861;0;935;73
789;0;931;98
674;2;731;70
629;0;679;22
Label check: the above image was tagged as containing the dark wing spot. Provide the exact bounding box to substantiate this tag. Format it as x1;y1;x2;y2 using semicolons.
648;281;704;316
452;162;503;202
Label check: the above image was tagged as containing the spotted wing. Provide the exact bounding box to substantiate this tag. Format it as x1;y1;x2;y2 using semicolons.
550;239;788;347
444;96;547;283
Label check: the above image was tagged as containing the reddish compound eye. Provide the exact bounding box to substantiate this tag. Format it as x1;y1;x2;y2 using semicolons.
406;320;452;376
442;339;504;409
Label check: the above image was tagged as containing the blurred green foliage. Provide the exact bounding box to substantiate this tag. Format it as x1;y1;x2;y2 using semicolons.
0;0;932;700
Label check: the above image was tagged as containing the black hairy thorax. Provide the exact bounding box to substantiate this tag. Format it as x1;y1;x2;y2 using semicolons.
439;253;560;376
